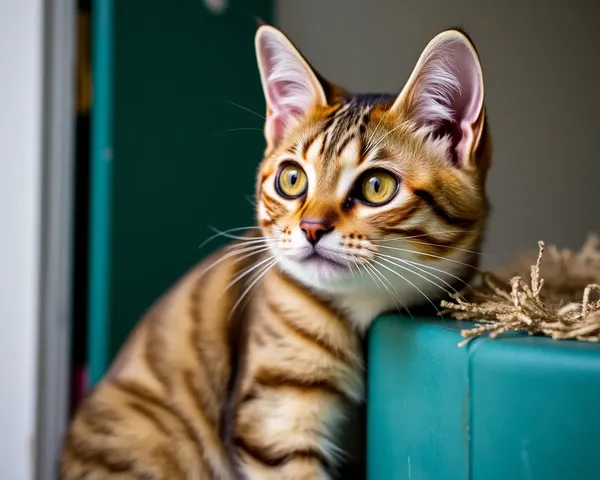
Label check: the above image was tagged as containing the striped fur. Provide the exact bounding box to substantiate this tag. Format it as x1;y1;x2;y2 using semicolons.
61;26;491;479
61;246;362;479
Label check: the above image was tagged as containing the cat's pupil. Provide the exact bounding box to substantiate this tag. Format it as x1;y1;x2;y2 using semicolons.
370;177;380;193
289;171;298;185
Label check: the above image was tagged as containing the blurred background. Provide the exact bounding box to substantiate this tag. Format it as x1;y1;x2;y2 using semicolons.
1;0;599;478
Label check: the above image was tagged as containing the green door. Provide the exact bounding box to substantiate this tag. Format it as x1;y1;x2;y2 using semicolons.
89;0;273;385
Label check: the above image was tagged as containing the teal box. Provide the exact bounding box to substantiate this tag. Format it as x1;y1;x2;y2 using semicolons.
367;315;600;480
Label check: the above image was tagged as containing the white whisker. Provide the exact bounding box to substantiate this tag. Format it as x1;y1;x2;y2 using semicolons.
364;263;392;302
198;243;272;279
366;262;410;317
377;253;461;297
361;261;379;286
372;228;478;241
375;244;479;271
229;245;273;263
222;237;277;248
226;100;266;120
345;259;358;283
404;240;482;256
200;225;281;249
371;229;486;257
228;258;278;321
373;236;483;256
376;254;451;295
212;127;264;137
351;259;365;280
225;254;276;293
401;258;470;288
199;226;270;248
371;259;442;316
210;225;282;238
222;239;278;252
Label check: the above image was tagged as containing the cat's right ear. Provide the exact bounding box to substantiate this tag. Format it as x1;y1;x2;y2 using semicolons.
255;25;328;151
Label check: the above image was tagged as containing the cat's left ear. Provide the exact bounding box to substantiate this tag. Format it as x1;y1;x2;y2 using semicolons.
392;29;485;169
255;25;328;151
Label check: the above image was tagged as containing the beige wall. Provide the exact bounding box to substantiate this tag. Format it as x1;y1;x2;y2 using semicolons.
277;0;600;267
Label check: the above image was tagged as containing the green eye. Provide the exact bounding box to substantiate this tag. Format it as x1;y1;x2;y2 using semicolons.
359;170;398;205
276;163;308;199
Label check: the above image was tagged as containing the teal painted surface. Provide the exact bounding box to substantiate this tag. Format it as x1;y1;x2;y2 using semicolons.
367;316;600;480
88;0;114;385
367;317;470;480
88;0;273;383
471;336;600;479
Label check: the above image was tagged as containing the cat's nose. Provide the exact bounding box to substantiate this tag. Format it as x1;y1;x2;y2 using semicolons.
300;220;334;246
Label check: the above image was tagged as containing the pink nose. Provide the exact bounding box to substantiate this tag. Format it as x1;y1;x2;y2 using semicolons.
300;220;334;245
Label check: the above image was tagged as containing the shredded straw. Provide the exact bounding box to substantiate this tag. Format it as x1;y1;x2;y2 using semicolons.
440;234;600;347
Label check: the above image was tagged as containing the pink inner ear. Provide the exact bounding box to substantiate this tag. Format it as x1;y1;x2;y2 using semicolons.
267;82;287;111
267;82;304;118
267;107;304;142
266;79;305;141
414;38;483;166
453;43;484;163
257;29;324;147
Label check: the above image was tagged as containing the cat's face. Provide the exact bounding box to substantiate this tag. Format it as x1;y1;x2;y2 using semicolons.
254;26;491;316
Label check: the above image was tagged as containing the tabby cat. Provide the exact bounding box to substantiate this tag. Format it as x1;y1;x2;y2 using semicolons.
61;24;491;480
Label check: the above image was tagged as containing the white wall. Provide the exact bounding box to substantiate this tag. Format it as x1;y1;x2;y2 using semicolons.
0;1;43;478
277;0;600;267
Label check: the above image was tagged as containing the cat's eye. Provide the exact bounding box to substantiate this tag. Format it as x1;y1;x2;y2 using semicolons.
356;170;399;206
275;163;308;199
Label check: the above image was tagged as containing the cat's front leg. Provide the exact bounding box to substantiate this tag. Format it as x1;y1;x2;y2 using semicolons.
231;383;351;480
230;294;364;480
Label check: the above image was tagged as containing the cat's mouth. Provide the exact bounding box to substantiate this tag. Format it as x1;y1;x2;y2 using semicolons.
301;251;346;269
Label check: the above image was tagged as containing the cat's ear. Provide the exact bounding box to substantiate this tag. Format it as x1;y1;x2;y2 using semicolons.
255;25;328;150
392;29;485;168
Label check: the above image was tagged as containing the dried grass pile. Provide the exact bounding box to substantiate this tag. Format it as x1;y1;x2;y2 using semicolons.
441;235;600;346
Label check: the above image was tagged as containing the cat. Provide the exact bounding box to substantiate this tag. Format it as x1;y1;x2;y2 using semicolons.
60;24;491;480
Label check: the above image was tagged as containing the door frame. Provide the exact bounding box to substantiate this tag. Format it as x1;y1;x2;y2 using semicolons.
36;0;76;477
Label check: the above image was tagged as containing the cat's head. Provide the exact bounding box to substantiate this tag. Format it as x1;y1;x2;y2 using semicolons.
253;25;491;319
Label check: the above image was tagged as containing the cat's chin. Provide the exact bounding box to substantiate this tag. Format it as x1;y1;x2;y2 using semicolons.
277;253;364;294
302;252;346;271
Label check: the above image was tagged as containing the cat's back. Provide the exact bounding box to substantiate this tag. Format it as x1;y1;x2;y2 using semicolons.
60;244;249;480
